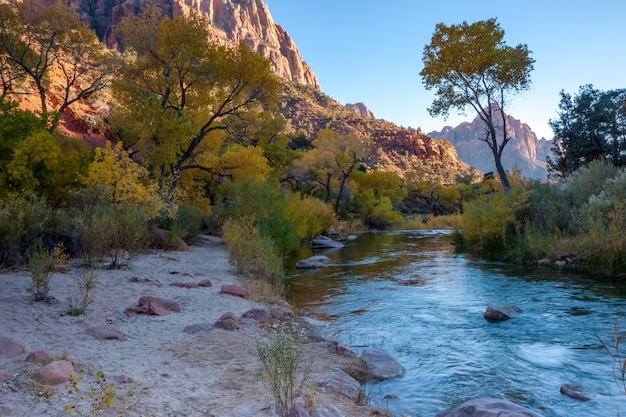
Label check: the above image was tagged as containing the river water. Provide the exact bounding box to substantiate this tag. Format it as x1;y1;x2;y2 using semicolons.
286;231;626;417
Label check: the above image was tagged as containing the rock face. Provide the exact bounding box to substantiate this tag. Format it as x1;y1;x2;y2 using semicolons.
345;102;375;119
430;113;553;179
68;0;318;89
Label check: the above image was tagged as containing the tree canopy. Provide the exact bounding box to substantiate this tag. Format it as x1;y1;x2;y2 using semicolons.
0;0;117;131
420;18;534;191
112;6;282;204
548;85;626;177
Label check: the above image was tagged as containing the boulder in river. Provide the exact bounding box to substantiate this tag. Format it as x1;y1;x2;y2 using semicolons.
295;255;331;269
483;305;522;321
359;347;405;380
560;383;597;401
435;397;543;417
310;235;344;249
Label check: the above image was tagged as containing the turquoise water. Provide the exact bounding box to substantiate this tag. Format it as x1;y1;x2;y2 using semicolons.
286;231;626;417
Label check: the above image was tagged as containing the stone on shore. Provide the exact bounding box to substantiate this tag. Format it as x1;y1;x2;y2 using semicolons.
0;336;24;358
314;369;361;400
215;312;240;330
25;350;51;364
85;325;125;340
37;360;77;385
359;347;405;380
169;282;200;288
220;284;249;298
125;296;181;316
484;305;522;321
435;398;543;417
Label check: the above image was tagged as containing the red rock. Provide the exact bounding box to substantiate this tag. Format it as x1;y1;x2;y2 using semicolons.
37;360;77;385
220;284;249;298
0;372;11;383
169;282;199;289
125;296;181;316
85;325;125;340
0;336;24;358
215;312;240;330
198;279;213;287
25;350;51;364
138;296;180;312
181;272;194;277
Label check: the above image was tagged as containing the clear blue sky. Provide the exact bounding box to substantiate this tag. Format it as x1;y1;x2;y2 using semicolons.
263;1;626;139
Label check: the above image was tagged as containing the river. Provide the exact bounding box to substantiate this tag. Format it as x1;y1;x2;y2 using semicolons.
286;231;626;417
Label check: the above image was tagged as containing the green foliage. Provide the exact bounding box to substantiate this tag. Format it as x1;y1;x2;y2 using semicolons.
64;371;116;416
113;6;281;201
355;189;403;230
0;196;62;268
458;189;528;253
217;179;334;254
5;131;88;206
27;242;66;302
256;321;313;417
221;216;284;288
72;204;151;269
548;85;626;177
0;0;117;131
420;18;534;190
66;267;99;316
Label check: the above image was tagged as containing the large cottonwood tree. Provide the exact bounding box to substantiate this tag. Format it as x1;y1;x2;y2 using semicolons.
420;18;534;191
112;6;281;203
0;0;117;131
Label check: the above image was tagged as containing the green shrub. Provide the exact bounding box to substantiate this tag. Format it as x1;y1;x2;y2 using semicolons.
217;179;335;254
459;190;527;253
0;196;62;268
222;217;284;289
72;204;151;268
66;267;99;316
27;242;66;302
256;321;313;417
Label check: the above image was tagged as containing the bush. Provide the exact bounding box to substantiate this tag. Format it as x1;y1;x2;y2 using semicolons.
27;242;66;302
217;179;335;254
222;216;284;288
459;191;527;253
72;204;151;268
0;196;62;268
66;267;99;316
256;321;313;417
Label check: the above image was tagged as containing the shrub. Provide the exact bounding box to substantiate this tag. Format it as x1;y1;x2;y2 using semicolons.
72;204;151;268
0;196;61;268
256;321;313;417
66;267;99;316
222;216;284;289
27;242;66;302
459;191;525;253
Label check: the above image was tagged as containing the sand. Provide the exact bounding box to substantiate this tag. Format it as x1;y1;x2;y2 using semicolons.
0;236;375;417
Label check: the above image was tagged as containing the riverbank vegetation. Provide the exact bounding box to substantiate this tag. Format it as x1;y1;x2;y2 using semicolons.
0;0;624;289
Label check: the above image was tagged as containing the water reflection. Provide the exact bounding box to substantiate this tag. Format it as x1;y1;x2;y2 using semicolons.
286;231;626;417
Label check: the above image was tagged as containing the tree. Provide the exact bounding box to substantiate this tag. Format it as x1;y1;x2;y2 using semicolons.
0;1;117;131
292;129;372;213
420;18;534;191
548;85;626;177
112;7;281;203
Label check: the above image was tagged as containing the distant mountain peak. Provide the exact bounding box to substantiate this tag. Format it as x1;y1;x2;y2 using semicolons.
430;113;552;179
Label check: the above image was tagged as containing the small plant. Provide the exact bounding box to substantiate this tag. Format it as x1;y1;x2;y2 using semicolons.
596;318;626;396
64;371;116;416
66;267;99;316
27;242;66;302
256;321;313;417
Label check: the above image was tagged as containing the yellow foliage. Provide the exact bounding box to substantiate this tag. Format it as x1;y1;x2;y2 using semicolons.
218;146;271;182
84;141;168;219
